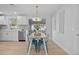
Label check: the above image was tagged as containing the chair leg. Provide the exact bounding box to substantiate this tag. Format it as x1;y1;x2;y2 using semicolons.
38;44;40;52
35;42;38;53
27;40;32;55
46;42;48;53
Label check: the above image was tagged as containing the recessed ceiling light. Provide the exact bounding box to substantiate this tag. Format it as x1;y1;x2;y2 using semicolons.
9;4;15;5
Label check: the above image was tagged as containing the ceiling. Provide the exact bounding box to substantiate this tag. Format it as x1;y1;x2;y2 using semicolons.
0;4;63;17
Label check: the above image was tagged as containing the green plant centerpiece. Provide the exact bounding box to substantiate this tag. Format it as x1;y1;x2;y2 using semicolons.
34;24;41;36
35;24;40;31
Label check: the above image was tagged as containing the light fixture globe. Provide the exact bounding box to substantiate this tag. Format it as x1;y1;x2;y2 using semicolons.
32;5;41;21
32;17;41;21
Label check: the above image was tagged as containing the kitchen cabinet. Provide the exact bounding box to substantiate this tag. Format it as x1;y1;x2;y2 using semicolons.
0;29;18;41
0;15;28;41
0;16;8;25
17;16;28;25
0;16;28;26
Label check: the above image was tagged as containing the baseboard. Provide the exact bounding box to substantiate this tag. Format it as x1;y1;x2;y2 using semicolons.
0;40;17;42
52;39;70;55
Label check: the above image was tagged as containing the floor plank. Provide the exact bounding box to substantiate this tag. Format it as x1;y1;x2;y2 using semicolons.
0;40;67;55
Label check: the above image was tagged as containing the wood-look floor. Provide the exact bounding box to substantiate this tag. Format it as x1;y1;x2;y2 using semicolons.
0;40;67;55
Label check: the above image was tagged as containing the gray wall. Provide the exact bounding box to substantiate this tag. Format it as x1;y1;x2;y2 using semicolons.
52;5;78;54
46;16;52;40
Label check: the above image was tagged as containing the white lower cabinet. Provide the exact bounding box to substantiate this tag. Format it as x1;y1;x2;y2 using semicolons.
0;29;18;41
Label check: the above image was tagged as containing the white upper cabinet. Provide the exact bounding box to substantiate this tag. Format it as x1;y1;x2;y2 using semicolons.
0;16;8;25
17;16;28;25
0;16;28;25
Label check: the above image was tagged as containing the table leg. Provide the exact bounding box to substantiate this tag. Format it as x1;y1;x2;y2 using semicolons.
27;41;30;53
43;39;48;55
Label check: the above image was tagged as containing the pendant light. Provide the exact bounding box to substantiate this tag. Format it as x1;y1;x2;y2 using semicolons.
33;5;41;21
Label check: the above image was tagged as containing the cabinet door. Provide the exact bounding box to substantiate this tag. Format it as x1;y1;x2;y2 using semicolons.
17;16;28;25
0;30;9;41
0;29;18;41
7;30;18;41
0;16;8;25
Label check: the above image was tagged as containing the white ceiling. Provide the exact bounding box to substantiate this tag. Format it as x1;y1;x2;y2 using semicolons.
0;4;63;17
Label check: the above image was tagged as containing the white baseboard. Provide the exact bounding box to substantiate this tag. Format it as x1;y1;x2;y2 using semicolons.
51;39;71;55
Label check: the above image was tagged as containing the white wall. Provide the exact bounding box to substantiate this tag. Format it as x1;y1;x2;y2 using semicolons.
76;5;79;55
46;16;52;40
52;5;78;54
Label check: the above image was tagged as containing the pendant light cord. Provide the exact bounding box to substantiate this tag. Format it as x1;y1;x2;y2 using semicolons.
36;5;39;17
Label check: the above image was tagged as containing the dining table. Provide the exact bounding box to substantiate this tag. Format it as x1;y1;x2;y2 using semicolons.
27;32;48;55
